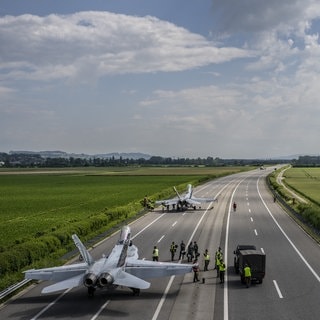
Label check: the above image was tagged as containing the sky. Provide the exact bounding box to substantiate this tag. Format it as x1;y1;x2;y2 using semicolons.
1;0;320;159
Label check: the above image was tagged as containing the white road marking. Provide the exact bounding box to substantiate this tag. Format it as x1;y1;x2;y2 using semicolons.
261;247;265;254
30;288;72;320
273;280;284;299
250;217;253;222
254;229;258;236
225;177;247;320
157;235;165;243
172;221;177;227
152;179;234;320
152;202;214;320
91;300;111;320
249;208;251;213
131;212;166;240
257;177;320;283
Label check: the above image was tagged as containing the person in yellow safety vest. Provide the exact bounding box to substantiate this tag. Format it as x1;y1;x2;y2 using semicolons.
215;247;223;268
170;242;177;261
203;249;210;271
219;259;226;283
152;246;159;261
244;264;251;288
215;256;221;277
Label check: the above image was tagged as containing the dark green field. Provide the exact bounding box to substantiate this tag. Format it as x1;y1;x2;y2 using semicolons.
0;173;195;249
0;166;248;249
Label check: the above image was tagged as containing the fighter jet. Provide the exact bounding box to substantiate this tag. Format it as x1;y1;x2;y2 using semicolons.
156;184;216;211
24;225;193;296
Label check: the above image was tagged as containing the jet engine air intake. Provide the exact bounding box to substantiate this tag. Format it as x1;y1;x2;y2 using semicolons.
83;273;98;287
98;273;114;286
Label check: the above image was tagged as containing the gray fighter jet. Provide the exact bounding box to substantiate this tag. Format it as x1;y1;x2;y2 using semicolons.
24;225;193;296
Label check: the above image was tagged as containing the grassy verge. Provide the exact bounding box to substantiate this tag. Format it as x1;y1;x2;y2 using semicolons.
268;167;320;243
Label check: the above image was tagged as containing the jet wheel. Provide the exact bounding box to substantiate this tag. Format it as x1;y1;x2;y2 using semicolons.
131;288;140;296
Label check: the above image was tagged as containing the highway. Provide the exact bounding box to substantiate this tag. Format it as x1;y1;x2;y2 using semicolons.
1;167;320;319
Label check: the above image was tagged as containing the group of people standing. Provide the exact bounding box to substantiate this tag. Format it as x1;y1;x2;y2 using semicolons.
152;241;226;284
214;247;226;283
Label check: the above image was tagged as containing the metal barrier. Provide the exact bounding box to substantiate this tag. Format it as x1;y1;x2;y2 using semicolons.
0;279;31;301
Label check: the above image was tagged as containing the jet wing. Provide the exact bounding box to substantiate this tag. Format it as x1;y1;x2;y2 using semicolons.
185;198;202;206
155;199;179;206
190;196;216;203
125;259;193;279
24;262;88;282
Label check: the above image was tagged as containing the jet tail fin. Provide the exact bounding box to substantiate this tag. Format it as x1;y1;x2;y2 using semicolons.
72;234;94;265
173;186;182;200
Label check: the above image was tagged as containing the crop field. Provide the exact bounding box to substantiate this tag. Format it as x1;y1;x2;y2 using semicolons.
0;173;195;250
283;167;320;205
0;166;248;250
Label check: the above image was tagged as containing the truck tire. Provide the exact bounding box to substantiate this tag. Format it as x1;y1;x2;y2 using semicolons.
234;257;239;273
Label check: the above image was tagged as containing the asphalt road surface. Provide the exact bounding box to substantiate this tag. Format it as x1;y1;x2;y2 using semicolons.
1;167;319;320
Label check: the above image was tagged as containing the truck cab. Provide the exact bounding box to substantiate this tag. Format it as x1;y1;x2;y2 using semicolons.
234;244;256;273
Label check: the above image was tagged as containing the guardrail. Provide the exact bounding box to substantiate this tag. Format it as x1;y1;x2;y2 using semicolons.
0;279;31;301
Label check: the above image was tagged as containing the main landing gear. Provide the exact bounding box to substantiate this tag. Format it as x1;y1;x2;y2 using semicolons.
130;287;141;296
88;287;96;297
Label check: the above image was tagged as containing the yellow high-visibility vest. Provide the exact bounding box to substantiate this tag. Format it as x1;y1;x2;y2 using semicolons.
219;263;226;271
244;266;251;277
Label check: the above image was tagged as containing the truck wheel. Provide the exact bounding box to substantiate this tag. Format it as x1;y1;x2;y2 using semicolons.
234;258;239;273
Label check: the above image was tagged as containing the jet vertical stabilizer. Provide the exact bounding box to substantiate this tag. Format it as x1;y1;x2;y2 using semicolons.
72;234;94;265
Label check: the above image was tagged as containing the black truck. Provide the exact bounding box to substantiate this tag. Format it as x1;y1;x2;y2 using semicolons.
234;245;266;284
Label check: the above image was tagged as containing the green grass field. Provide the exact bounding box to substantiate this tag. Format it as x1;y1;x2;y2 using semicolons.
0;166;248;250
0;173;195;249
283;167;320;205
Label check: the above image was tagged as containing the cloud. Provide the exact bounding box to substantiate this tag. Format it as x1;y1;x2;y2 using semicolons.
211;0;320;34
0;11;252;83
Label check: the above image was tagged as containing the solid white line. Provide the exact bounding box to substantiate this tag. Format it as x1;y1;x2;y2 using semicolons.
131;212;167;240
224;178;247;320
91;300;111;320
257;177;320;283
151;274;175;320
30;288;72;320
273;280;284;298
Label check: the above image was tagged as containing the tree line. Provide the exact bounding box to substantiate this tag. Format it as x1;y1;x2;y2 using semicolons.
0;152;288;168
